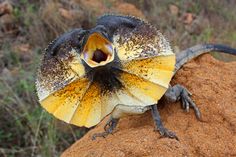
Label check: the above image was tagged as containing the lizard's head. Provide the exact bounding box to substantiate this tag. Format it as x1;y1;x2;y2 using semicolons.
81;26;115;68
48;26;115;69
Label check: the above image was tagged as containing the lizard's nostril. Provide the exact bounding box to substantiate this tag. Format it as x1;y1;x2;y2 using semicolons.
92;49;108;63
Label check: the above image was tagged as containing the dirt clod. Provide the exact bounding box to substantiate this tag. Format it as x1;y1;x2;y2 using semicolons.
0;1;13;15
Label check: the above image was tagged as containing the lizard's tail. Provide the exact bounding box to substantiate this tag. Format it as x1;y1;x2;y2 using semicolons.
175;44;236;73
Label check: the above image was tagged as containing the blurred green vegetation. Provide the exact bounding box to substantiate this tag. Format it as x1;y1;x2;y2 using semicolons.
0;0;236;156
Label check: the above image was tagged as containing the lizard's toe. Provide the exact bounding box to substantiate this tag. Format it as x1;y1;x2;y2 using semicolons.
180;88;201;120
92;117;119;140
156;127;179;141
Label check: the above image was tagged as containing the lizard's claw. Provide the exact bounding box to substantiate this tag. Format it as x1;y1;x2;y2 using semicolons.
156;127;179;141
179;87;201;120
104;118;114;131
151;105;179;140
165;84;201;120
92;118;119;140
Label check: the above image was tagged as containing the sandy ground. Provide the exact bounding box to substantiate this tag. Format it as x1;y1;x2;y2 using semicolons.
61;54;236;157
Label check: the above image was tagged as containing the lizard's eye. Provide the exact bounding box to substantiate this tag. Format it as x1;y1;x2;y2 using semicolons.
81;32;114;68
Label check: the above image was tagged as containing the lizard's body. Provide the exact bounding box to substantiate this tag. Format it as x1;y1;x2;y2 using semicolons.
93;43;236;140
36;15;236;140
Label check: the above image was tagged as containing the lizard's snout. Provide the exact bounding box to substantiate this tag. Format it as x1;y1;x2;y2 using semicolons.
81;32;114;68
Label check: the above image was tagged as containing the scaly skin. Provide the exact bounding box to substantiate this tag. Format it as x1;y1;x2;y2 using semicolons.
37;14;236;140
175;44;236;73
91;15;236;140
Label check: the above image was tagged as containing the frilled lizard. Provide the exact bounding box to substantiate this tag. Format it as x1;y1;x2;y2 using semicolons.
36;15;236;140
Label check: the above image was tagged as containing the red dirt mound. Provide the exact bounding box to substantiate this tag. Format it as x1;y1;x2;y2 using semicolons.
61;54;236;157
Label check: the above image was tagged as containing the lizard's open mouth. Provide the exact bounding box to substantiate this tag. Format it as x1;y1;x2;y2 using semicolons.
81;33;114;68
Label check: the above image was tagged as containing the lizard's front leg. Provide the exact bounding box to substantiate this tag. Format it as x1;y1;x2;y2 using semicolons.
151;104;178;140
164;84;201;119
92;104;150;140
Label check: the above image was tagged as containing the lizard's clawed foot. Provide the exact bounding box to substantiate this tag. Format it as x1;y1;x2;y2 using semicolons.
151;105;179;140
179;87;201;120
92;117;119;140
156;127;179;141
165;84;201;120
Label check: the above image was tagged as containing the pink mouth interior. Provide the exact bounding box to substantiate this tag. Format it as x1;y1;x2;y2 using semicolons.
92;49;108;63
